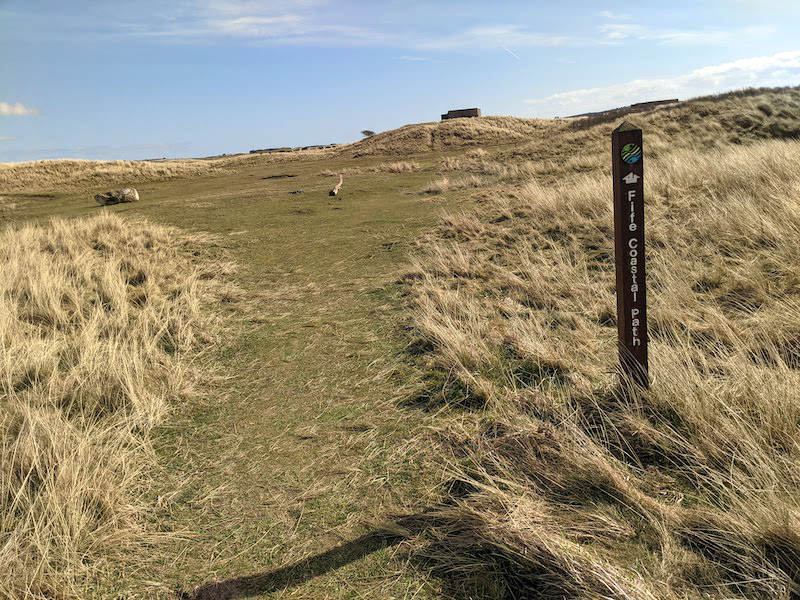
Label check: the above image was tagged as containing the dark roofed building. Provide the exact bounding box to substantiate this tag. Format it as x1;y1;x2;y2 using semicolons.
441;108;481;121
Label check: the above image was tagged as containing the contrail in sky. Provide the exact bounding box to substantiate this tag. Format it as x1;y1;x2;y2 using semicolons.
501;45;521;60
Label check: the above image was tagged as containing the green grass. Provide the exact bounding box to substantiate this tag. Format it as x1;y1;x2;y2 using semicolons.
4;150;473;598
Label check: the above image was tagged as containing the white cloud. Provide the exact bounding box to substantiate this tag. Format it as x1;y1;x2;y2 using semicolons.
419;25;570;50
115;2;773;50
123;0;403;46
135;15;390;46
0;136;15;141
0;102;38;116
525;50;800;117
598;10;633;20
599;23;643;40
732;0;800;9
598;22;771;46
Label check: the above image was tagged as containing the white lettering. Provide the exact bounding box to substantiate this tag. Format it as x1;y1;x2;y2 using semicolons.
628;238;638;249
627;190;636;201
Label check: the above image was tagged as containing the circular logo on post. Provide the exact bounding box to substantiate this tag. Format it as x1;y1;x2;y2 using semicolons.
621;143;642;164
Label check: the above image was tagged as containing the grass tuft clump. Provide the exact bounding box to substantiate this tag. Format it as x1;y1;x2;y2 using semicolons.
0;212;235;598
408;134;800;598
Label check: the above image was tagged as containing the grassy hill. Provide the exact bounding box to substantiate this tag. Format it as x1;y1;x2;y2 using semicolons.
1;86;800;599
404;88;800;599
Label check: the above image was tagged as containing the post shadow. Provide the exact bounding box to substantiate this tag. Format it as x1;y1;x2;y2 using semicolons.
177;514;429;600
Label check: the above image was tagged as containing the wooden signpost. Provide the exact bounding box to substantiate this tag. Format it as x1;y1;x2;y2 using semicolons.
611;122;649;389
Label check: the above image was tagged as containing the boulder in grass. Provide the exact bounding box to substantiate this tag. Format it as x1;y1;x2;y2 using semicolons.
95;187;139;206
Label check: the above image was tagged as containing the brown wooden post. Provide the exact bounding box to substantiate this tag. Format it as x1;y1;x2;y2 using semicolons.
612;121;648;389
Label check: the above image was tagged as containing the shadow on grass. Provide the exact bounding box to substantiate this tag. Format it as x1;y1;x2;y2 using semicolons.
178;530;406;599
400;371;488;412
177;505;493;600
179;507;448;600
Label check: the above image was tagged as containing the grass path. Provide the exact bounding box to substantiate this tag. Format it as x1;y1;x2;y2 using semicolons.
5;154;462;598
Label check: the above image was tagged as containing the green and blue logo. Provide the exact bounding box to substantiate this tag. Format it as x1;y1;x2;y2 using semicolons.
621;143;642;164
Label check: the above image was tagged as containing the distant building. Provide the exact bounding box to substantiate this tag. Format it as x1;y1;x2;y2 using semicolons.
566;99;679;119
629;99;680;110
249;143;340;154
441;108;481;121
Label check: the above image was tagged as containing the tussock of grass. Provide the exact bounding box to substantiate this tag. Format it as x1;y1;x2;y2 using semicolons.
439;156;540;180
319;160;421;177
421;175;485;195
408;131;800;597
0;213;234;598
0;158;225;194
380;160;421;173
0;149;334;194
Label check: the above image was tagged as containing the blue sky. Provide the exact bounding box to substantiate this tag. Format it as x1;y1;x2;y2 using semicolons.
2;0;800;162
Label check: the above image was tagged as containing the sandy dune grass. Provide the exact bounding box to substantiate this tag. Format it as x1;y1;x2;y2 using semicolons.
0;213;235;598
4;84;800;599
344;87;800;159
0;159;224;194
0;148;337;194
406;124;800;598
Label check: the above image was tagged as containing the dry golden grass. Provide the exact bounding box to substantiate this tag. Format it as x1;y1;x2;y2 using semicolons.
420;174;485;195
0;148;337;194
380;160;421;173
406;88;800;598
343;116;554;157
0;158;225;194
341;86;800;162
439;156;540;180
0;213;235;598
318;160;421;177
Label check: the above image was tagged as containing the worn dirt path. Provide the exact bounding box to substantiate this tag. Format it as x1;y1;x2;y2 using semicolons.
7;154;465;599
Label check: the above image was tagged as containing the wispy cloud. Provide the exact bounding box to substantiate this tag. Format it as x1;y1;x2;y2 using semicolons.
419;25;570;50
598;10;632;20
0;136;16;142
599;23;643;41
525;50;800;116
399;55;431;61
136;8;572;50
120;0;402;46
0;102;38;116
133;16;386;45
732;0;800;9
598;21;772;46
650;27;772;45
12;0;780;52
